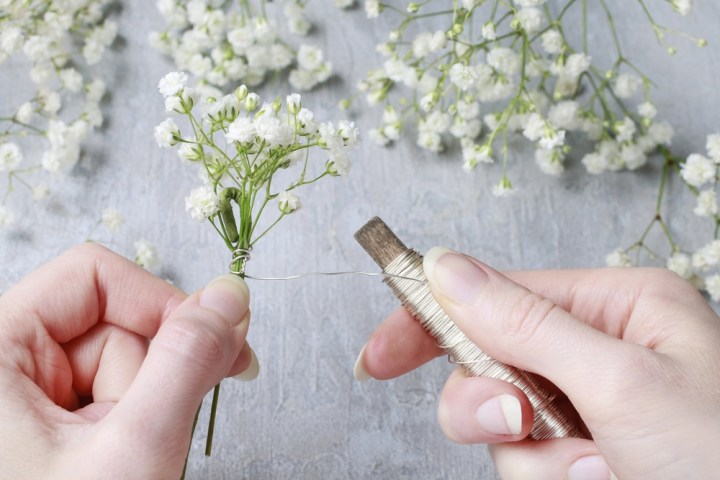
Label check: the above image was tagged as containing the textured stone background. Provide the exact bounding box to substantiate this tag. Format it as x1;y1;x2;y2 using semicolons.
1;1;719;479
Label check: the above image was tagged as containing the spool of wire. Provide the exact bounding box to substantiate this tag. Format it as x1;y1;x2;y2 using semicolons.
355;216;586;440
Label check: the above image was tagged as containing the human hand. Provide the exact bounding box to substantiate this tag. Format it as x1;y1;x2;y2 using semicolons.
0;243;258;480
355;247;720;479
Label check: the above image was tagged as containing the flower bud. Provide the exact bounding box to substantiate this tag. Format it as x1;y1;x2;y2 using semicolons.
407;2;419;13
286;93;302;114
235;84;248;102
244;92;259;111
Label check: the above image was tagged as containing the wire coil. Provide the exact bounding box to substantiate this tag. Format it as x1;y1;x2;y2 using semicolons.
383;249;585;440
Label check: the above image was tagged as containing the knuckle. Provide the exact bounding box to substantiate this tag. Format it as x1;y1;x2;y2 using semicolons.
503;292;559;346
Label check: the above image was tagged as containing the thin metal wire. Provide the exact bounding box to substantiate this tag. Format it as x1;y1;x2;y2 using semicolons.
382;249;586;441
243;271;425;283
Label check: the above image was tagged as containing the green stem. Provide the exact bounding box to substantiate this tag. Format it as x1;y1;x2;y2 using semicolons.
205;383;221;456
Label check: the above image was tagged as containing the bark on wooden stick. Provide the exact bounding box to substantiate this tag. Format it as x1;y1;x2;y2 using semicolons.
354;217;407;270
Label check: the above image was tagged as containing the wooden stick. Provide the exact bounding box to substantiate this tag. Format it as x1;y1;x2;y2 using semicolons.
353;216;407;269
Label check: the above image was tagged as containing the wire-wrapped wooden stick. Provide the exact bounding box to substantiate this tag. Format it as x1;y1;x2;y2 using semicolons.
355;216;585;440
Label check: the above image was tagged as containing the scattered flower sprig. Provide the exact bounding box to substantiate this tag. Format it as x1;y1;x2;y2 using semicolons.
155;70;358;464
0;1;117;227
150;0;333;96
607;134;720;301
351;0;703;195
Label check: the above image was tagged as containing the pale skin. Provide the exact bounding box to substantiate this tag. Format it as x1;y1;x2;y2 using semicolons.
0;243;255;479
2;244;720;479
357;247;720;479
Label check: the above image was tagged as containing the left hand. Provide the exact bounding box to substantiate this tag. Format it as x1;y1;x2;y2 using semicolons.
0;243;256;479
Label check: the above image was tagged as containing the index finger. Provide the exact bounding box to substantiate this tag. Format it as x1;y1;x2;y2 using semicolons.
361;266;711;379
0;243;187;344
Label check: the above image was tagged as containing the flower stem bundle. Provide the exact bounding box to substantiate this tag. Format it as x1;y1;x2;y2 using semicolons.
155;71;358;470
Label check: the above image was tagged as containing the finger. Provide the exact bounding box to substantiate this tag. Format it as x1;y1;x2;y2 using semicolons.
437;369;532;443
422;247;628;399
64;323;148;405
0;243;186;343
229;342;260;381
354;306;442;381
490;438;614;480
106;275;250;459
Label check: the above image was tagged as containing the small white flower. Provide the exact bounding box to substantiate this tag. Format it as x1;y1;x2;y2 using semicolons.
706;133;720;163
492;177;515;197
613;73;642;99
59;68;83;92
16;102;34;124
449;63;478;91
606;249;632;268
277;190;301;213
154;118;180;147
365;0;380;18
637;102;657;119
671;0;693;16
681;154;715;188
225;117;256;143
158;71;188;97
487;47;520;75
102;208;125;233
541;30;563;54
667;252;692;279
516;8;543;34
134;240;159;270
694;190;718;217
185;185;220;221
481;22;497;41
286;93;302;114
327;150;351;175
0;143;23;171
0;205;15;228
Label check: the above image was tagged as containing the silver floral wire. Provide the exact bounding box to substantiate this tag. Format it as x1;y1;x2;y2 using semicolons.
228;248;425;283
229;248;252;275
382;248;586;441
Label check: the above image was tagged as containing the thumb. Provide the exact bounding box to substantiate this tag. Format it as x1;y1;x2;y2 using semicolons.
107;274;250;452
422;247;622;398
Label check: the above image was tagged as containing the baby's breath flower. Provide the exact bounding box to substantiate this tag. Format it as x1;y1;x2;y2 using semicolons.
606;249;632;268
667;252;692;279
185;185;221;221
694;190;718;217
0;143;23;171
134;240;159;270
154;118;181;148
0;206;15;228
158;71;188;97
101;208;125;233
681;154;715;188
277;191;301;213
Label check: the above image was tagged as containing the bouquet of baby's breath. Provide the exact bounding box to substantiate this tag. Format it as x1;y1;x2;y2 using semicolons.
0;0;117;227
155;71;358;473
150;0;336;97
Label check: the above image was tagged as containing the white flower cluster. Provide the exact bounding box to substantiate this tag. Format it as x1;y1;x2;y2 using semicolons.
0;0;117;228
356;0;695;196
150;0;332;93
155;72;358;254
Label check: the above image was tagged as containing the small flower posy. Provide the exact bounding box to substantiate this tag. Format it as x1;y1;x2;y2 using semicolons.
0;0;117;227
150;0;333;96
156;71;359;273
351;0;702;195
156;70;358;473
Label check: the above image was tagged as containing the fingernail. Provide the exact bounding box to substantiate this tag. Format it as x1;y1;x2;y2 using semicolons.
424;247;488;305
475;394;522;435
199;274;249;326
353;344;371;381
568;455;613;480
233;346;259;381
